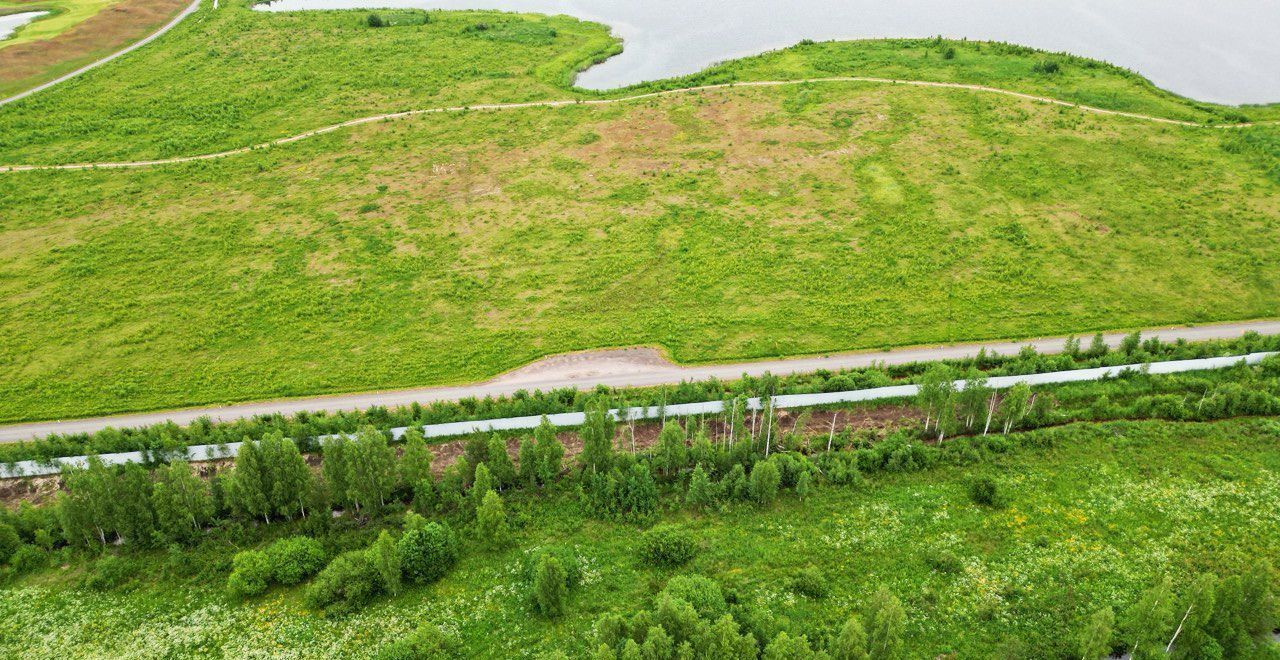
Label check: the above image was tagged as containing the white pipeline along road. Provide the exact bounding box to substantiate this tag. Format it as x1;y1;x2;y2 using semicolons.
1;319;1277;446
1;349;1274;478
2;76;1273;173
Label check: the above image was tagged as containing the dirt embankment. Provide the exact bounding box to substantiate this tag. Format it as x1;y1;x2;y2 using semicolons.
0;405;919;508
0;0;189;86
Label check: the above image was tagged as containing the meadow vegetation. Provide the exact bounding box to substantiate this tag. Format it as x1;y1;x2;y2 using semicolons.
3;78;1280;421
2;3;1279;423
0;394;1277;656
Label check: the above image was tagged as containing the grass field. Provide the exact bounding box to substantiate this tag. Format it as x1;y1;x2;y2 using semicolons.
1;3;1279;423
1;417;1277;657
0;0;191;99
0;0;121;48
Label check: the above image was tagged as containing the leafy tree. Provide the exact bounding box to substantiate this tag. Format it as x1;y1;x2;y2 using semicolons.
796;470;813;500
398;427;434;488
1086;332;1110;358
265;536;326;585
268;433;314;519
763;631;817;659
1077;607;1114;660
534;417;565;485
749;459;780;506
1124;576;1175;660
533;554;569;617
471;463;494;511
1169;574;1217;659
579;402;616;474
721;464;748;501
0;523;19;565
833;614;870;660
322;435;352;509
998;383;1033;434
114;463;156;546
486;434;516;488
368;530;402;596
518;436;538;487
231;433;311;522
305;549;383;612
152;461;212;545
638;525;696;567
227;550;272;598
376;622;461;659
398;521;458;584
917;364;957;435
475;489;511;550
347;427;397;513
865;586;906;659
703;614;757;658
685;464;716;510
655;422;688;477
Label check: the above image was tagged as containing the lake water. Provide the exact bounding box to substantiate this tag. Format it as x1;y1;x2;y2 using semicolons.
0;11;47;41
256;0;1280;106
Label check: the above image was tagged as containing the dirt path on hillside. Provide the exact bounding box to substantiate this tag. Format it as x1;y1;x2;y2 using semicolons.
4;75;1275;172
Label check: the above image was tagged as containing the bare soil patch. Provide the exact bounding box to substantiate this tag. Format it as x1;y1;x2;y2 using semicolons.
0;0;187;86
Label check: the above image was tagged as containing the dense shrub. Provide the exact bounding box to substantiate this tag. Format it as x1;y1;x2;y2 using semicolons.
305;550;383;612
639;525;697;567
266;536;327;585
227;549;273;598
925;549;964;575
749;460;781;506
7;545;47;574
661;575;727;618
0;523;18;565
375;623;461;659
968;476;1006;508
532;554;569;617
789;568;829;599
398;522;458;584
82;554;133;591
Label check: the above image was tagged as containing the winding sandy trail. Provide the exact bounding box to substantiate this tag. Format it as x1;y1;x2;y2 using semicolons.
1;319;1276;443
0;0;202;109
1;76;1269;173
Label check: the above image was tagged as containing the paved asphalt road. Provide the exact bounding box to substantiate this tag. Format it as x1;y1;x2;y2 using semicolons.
2;319;1276;443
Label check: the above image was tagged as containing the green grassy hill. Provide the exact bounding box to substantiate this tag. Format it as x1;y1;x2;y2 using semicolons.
1;2;1279;422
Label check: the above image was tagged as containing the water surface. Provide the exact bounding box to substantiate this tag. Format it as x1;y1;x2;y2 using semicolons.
258;0;1280;105
0;11;47;41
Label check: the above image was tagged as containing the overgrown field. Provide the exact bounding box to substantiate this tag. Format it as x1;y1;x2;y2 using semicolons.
2;3;1280;422
0;0;190;98
2;79;1280;421
0;417;1278;657
2;0;1279;165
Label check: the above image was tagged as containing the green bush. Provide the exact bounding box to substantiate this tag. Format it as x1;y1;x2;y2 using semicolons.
0;523;18;565
968;476;1006;508
227;549;273;599
305;550;383;612
8;544;47;574
266;536;327;585
660;575;727;617
366;13;385;28
925;549;964;575
638;525;697;567
532;554;568;618
82;554;133;591
375;622;461;659
749;460;781;506
789;568;829;599
398;522;458;585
